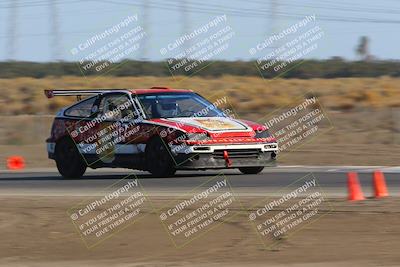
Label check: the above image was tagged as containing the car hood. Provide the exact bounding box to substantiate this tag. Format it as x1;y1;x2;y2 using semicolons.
162;117;251;132
149;117;271;139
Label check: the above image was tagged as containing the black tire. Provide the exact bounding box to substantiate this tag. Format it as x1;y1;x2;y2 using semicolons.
145;137;176;177
55;138;87;179
238;166;264;174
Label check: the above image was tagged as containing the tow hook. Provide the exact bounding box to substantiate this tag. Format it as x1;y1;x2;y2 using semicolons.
223;150;232;167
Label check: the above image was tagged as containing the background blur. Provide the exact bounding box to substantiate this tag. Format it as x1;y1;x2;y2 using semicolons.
0;0;399;168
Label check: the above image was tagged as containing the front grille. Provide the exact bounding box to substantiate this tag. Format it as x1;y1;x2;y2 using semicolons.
212;149;261;159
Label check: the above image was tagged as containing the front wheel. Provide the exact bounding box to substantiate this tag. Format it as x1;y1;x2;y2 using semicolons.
55;138;87;179
145;137;176;177
238;166;264;174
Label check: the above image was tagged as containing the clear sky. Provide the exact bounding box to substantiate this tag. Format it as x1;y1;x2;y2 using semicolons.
0;0;399;62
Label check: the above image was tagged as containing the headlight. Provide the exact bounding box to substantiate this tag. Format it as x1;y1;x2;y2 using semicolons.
187;132;210;141
255;130;271;138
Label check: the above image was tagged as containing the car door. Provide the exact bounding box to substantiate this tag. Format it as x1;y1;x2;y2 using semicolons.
63;95;100;165
94;93;143;164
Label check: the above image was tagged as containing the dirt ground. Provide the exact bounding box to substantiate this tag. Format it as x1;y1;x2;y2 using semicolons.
0;196;399;266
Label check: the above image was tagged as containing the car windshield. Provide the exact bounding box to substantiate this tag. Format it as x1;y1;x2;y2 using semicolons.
137;92;227;119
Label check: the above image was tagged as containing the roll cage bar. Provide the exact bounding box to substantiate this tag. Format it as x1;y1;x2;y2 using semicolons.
44;89;147;119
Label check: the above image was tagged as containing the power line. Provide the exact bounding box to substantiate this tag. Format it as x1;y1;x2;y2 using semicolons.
273;0;400;16
165;0;400;20
246;0;400;15
2;0;400;41
96;0;400;24
0;0;81;9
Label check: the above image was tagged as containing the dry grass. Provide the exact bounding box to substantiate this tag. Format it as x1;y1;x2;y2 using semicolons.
0;76;400;115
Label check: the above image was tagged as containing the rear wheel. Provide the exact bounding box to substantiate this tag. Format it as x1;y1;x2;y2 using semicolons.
55;138;87;179
238;166;264;174
145;137;176;177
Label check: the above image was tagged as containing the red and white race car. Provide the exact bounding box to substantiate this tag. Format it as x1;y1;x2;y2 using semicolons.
45;87;278;178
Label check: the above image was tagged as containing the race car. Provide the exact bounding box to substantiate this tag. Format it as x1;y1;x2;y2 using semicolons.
44;87;278;178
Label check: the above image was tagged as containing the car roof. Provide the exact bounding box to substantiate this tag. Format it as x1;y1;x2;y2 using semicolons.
130;87;192;95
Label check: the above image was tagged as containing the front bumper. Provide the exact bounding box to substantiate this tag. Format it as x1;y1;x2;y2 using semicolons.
172;146;277;170
170;142;278;154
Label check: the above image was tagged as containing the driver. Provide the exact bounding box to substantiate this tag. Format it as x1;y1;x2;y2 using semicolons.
155;100;179;118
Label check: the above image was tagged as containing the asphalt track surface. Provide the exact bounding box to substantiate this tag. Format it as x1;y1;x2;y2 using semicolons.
0;166;399;197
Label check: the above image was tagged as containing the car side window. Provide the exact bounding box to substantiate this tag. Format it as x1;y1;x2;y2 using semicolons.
64;97;96;118
97;94;136;121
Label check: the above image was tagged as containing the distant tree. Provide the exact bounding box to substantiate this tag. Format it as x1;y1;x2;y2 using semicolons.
355;36;371;61
329;56;345;62
1;59;400;79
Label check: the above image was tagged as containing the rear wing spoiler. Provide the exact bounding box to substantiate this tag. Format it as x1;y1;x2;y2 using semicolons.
44;89;127;101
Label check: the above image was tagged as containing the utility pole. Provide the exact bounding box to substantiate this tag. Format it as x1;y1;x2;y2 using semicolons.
268;0;279;59
140;0;149;60
7;0;18;60
269;0;278;37
181;0;190;57
49;0;62;61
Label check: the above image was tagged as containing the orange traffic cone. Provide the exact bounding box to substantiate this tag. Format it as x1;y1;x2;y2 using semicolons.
6;156;25;170
347;172;365;201
373;170;389;198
